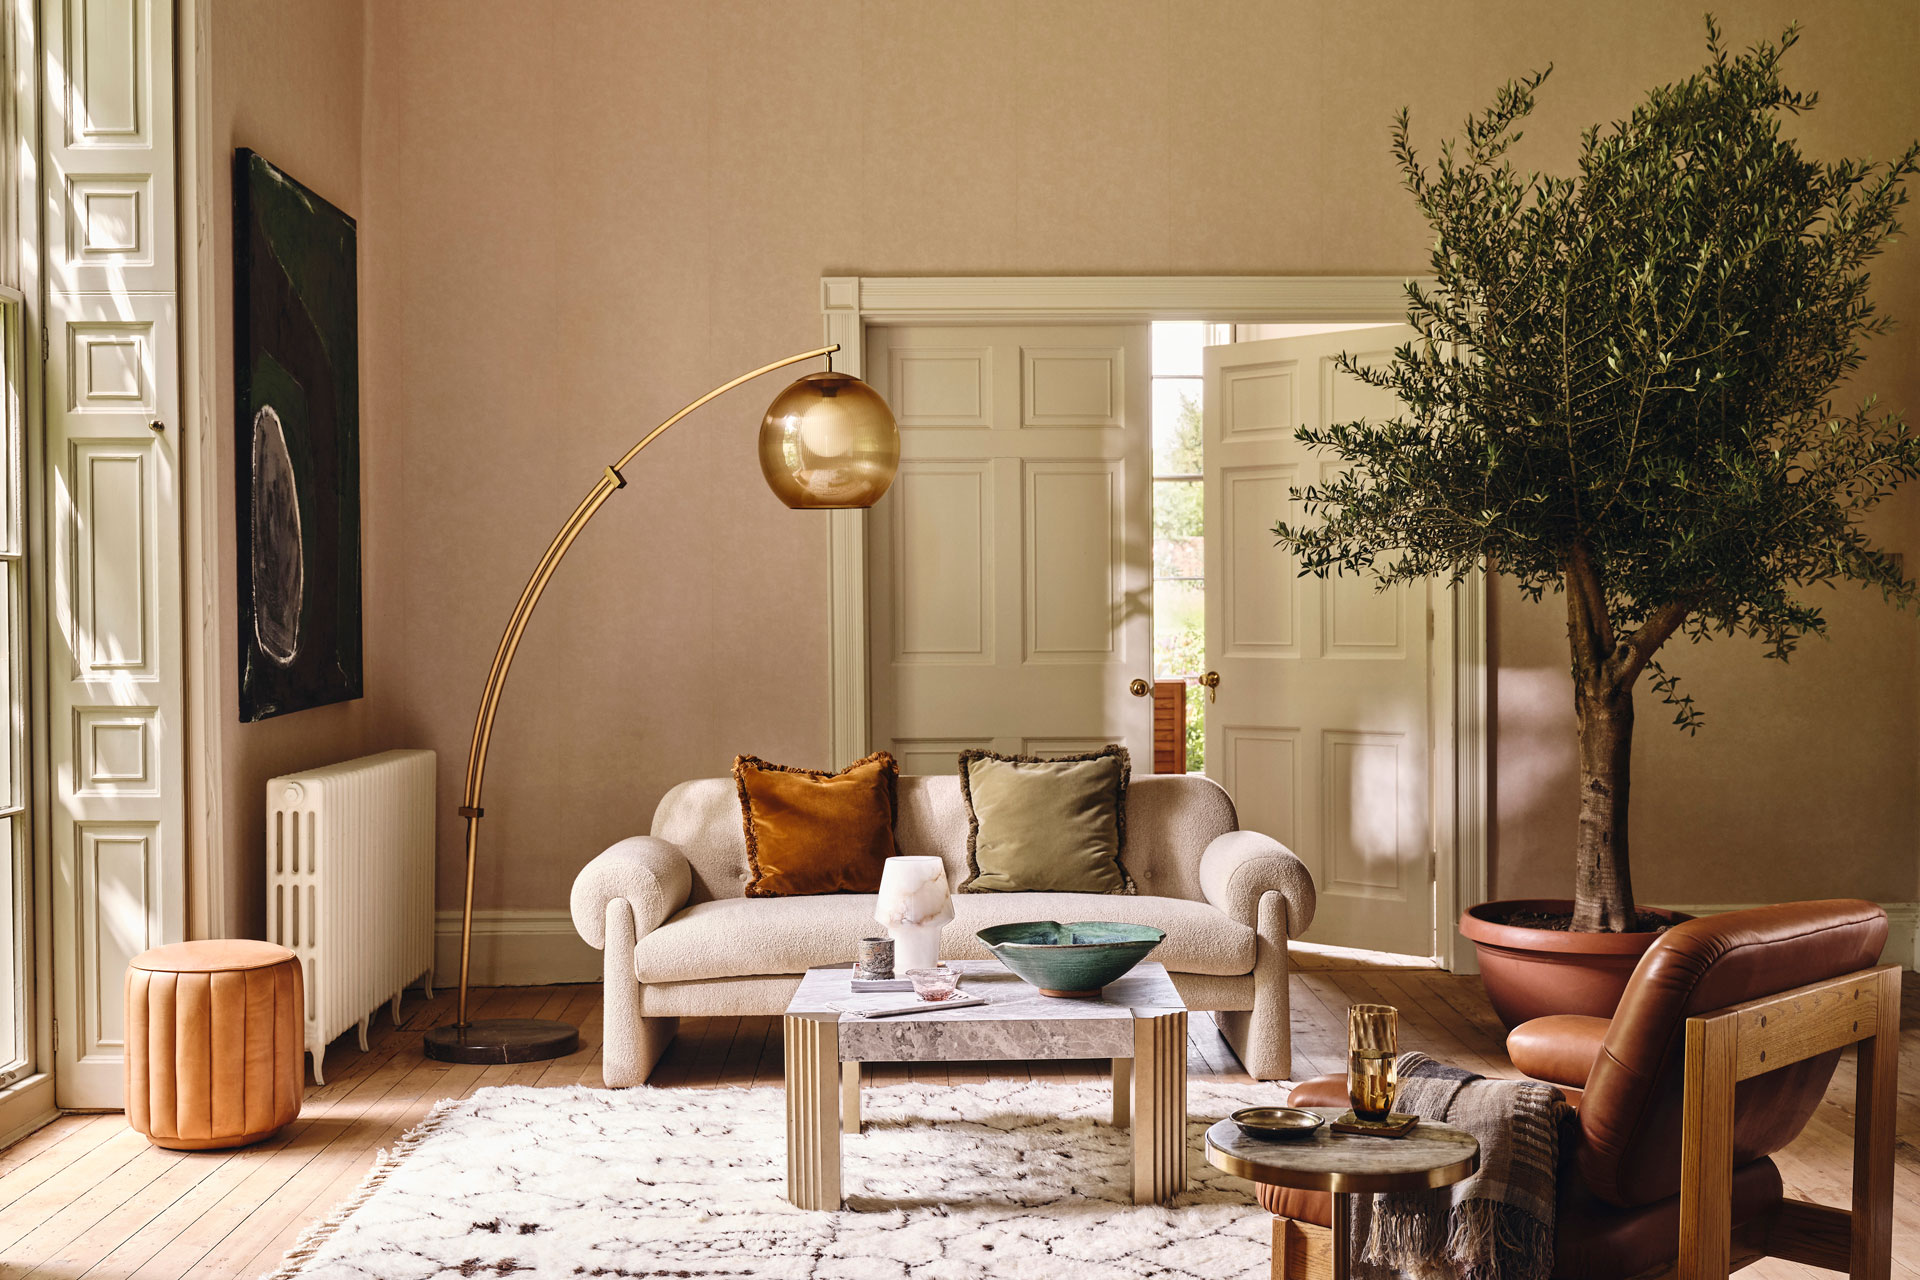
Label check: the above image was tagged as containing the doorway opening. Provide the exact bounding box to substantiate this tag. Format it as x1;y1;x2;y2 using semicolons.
828;275;1489;971
1148;323;1223;774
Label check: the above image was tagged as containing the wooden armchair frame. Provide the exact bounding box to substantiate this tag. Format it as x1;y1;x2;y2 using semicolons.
1260;963;1901;1280
1676;962;1899;1280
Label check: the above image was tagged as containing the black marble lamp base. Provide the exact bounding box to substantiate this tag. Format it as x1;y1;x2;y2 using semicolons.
423;1017;579;1065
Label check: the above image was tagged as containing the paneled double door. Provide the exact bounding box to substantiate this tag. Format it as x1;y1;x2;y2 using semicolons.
866;324;1435;958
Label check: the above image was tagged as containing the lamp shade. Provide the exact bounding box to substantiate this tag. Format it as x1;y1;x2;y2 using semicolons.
874;855;952;975
757;371;900;509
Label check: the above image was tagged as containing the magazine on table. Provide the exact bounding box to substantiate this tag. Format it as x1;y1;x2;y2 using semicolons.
825;993;988;1018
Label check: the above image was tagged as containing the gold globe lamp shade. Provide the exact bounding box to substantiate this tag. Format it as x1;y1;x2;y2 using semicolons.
758;370;900;509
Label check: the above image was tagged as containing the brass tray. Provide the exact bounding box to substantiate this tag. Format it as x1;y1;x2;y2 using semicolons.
1230;1106;1328;1140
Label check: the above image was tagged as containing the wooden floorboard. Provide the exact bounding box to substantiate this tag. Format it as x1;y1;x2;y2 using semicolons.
0;962;1913;1278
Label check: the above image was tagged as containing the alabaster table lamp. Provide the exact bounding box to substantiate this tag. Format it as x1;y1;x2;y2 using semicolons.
874;855;954;975
424;345;899;1065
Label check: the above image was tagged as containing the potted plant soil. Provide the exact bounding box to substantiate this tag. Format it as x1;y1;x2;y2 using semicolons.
1276;20;1920;1028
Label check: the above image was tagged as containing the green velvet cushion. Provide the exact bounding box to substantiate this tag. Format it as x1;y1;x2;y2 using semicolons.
957;746;1134;894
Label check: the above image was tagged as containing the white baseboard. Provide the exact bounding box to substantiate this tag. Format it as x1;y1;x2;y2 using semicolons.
0;1073;56;1151
433;909;600;987
1651;901;1918;971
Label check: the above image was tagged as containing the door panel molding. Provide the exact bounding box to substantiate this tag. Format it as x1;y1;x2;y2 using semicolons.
1205;330;1434;956
864;323;1153;771
45;0;183;1108
827;276;1487;971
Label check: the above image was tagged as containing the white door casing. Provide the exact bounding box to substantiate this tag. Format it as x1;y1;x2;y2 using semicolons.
866;324;1153;777
1203;329;1435;957
44;0;184;1108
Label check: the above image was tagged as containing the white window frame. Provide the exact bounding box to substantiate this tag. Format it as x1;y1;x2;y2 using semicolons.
0;0;54;1146
0;289;29;1092
1148;321;1227;685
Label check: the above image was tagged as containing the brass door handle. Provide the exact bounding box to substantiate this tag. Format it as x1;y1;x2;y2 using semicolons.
1129;678;1151;697
1198;671;1220;703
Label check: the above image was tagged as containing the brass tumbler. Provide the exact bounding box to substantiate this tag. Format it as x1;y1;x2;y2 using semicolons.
1347;1003;1399;1121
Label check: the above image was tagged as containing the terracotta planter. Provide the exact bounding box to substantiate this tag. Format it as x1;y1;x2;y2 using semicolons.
1459;899;1691;1031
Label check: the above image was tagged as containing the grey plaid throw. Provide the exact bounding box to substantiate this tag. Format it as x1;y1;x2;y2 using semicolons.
1349;1051;1565;1280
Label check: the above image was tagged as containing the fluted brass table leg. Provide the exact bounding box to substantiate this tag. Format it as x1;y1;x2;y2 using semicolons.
1332;1191;1352;1279
1111;1057;1132;1127
784;1013;841;1209
1132;1008;1188;1204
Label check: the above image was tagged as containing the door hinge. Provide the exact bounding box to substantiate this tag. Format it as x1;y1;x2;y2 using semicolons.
40;328;48;361
51;1017;58;1053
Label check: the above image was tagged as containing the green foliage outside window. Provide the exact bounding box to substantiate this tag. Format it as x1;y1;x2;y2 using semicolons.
1154;388;1208;770
1154;386;1208;771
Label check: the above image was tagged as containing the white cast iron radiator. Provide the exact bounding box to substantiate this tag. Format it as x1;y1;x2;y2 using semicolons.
266;749;436;1084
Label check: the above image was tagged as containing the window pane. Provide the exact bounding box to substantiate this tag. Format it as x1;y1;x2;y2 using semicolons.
1151;321;1209;377
1154;576;1204;679
0;301;22;1084
1153;479;1202;574
1152;378;1202;474
0;307;14;555
0;560;12;811
0;815;15;1079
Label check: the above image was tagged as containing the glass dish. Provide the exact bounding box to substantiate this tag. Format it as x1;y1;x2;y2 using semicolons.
906;966;961;1001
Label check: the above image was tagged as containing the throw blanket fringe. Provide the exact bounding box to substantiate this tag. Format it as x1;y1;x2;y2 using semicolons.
1352;1051;1564;1280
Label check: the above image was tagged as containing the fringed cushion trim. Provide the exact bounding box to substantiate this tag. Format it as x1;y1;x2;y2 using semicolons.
956;744;1134;894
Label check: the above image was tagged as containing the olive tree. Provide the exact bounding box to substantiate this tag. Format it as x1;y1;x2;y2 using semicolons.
1276;21;1920;931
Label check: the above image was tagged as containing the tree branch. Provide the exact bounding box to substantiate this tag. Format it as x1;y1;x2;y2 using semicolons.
1565;542;1616;662
1609;597;1695;692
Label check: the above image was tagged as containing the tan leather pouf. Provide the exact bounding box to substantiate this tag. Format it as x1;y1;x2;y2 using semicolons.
125;940;304;1150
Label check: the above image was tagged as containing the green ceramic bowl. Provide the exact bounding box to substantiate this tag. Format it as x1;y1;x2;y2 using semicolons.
975;921;1166;997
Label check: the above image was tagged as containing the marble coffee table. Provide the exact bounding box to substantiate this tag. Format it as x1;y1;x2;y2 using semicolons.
782;959;1188;1210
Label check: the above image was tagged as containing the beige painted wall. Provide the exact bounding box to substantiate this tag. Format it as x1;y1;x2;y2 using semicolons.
193;0;404;937
340;0;1918;923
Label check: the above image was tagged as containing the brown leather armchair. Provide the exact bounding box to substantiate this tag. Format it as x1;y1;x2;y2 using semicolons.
1259;900;1899;1280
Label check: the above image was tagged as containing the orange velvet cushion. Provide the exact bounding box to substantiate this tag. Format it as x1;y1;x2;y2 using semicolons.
734;751;898;897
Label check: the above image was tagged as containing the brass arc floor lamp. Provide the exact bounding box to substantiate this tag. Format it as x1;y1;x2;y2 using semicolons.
423;344;900;1064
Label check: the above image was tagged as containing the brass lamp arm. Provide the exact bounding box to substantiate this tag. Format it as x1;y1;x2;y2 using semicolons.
449;343;838;1023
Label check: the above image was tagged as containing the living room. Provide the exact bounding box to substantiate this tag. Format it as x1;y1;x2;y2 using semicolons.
0;2;1915;1278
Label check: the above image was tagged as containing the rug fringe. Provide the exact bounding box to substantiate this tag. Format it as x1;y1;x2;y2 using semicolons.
259;1097;462;1280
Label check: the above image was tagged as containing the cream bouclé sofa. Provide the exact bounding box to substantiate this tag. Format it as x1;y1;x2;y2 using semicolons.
570;772;1316;1085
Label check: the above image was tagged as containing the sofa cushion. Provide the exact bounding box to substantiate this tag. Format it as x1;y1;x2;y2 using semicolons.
958;746;1134;895
734;751;897;897
650;772;1241;905
631;891;1255;984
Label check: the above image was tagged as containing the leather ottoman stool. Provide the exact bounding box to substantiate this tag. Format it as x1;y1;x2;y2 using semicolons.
125;940;305;1150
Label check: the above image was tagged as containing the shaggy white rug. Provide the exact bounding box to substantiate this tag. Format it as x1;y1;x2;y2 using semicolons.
267;1077;1294;1279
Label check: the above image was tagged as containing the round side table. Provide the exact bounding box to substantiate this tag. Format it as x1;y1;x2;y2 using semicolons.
1205;1108;1479;1279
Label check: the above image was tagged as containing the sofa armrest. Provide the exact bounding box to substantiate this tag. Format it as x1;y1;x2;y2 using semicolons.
1200;829;1316;937
570;836;693;949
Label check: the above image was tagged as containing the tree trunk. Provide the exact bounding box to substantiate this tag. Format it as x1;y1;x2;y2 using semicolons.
1571;673;1636;931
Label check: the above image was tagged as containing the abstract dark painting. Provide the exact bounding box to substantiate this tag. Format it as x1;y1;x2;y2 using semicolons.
234;149;362;721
